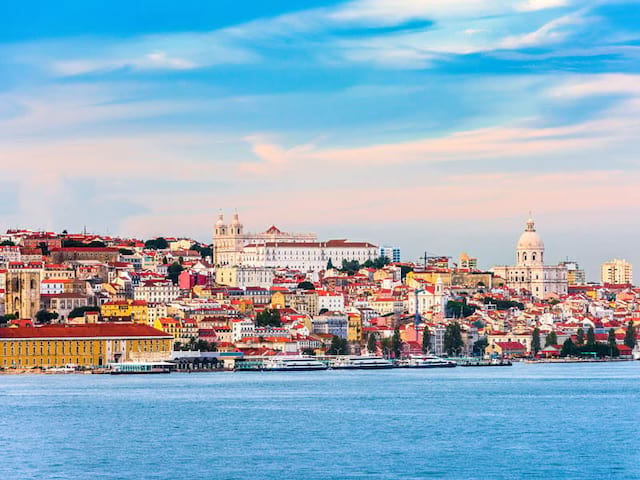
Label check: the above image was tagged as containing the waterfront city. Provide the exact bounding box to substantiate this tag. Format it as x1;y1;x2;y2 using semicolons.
1;214;638;371
2;0;639;478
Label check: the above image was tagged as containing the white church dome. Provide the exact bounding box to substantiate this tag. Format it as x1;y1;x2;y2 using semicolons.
516;218;544;250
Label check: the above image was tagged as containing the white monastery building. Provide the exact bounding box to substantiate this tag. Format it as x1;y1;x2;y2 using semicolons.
213;212;378;272
492;218;568;298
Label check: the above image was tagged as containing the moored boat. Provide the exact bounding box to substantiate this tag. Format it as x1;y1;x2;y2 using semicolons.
109;361;173;374
399;355;457;368
331;355;394;370
262;356;328;371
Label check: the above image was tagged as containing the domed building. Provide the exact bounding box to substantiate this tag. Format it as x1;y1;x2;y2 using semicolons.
492;218;567;298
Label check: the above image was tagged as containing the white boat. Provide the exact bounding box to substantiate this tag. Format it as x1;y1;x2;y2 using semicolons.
109;361;173;375
262;356;328;371
400;355;457;369
332;355;394;370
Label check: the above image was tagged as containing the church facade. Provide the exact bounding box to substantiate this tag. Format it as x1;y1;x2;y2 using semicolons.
492;218;568;298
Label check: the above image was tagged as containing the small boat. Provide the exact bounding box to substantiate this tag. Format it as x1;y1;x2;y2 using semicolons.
332;355;394;370
399;355;457;369
262;356;328;372
109;361;173;375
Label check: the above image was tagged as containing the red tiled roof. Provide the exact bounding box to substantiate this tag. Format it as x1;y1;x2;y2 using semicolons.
0;323;170;339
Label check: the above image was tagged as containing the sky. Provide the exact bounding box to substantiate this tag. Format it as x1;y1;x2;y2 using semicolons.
0;0;639;280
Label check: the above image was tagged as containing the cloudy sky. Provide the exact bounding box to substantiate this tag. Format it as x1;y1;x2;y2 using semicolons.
1;0;639;279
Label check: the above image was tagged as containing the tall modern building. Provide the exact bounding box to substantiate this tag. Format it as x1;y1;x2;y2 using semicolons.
559;260;586;285
601;259;633;285
492;218;568;298
380;246;401;263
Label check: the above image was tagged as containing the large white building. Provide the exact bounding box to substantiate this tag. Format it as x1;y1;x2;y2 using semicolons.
492;218;568;298
408;277;447;317
213;212;378;272
213;213;316;266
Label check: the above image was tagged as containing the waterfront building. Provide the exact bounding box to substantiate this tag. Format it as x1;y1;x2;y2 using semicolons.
0;323;172;368
601;259;632;285
492;218;568;298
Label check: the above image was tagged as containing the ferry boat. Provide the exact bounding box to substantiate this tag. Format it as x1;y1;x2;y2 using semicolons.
109;361;173;375
262;356;328;371
332;355;394;370
399;355;457;369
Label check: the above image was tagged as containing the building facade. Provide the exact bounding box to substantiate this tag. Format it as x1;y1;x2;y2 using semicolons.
0;323;172;368
601;259;632;285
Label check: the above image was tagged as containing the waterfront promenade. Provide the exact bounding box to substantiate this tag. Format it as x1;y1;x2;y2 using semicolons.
1;362;638;480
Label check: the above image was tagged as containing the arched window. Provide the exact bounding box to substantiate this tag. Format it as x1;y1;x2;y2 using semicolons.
532;253;536;262
523;253;527;262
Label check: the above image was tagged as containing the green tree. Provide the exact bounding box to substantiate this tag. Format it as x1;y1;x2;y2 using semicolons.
68;306;97;319
256;309;282;327
586;326;596;346
446;300;476;318
119;248;134;256
392;326;403;358
0;240;15;246
607;328;617;350
87;240;106;248
174;341;182;351
531;327;541;355
422;325;431;353
380;337;393;358
35;310;58;324
301;348;316;356
327;336;348;355
367;332;377;354
297;281;315;290
326;258;335;270
545;331;558;347
341;259;361;275
444;322;464;356
624;321;637;349
576;328;585;346
473;337;488;356
145;237;169;250
560;338;578;357
167;262;184;284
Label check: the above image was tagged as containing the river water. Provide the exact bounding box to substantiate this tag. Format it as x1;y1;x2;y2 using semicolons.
1;362;639;479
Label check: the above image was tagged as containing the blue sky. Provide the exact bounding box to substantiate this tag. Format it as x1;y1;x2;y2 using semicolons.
1;0;639;279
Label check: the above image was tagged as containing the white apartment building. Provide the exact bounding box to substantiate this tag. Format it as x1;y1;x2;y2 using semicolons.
134;280;181;304
317;290;345;312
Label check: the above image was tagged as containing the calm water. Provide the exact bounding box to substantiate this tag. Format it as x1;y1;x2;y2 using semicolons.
1;362;639;480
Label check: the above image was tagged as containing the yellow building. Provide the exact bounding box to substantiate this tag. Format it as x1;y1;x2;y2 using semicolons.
153;317;182;341
100;300;149;324
0;323;172;369
347;313;363;342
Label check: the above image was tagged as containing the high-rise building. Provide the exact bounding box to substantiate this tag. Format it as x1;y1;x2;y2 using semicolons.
459;252;478;270
380;246;401;263
601;259;632;285
559;260;586;285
